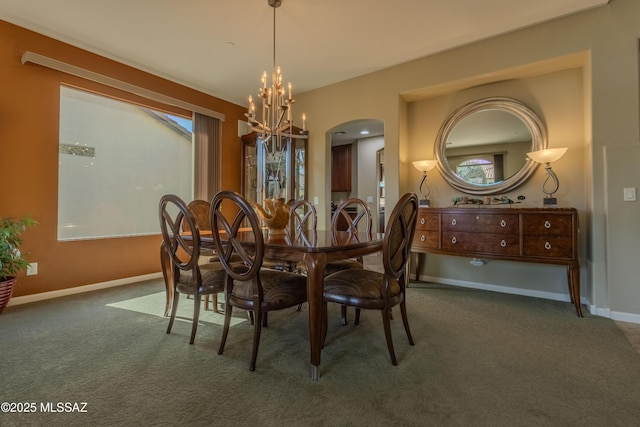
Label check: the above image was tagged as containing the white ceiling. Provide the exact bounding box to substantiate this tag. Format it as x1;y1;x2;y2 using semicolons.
0;0;608;143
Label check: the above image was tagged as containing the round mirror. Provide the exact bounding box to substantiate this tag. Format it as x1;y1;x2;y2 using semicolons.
434;97;547;195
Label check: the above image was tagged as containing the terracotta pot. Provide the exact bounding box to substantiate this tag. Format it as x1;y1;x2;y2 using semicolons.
0;277;16;314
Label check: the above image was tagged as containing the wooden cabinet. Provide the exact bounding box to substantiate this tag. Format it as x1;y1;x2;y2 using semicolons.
241;131;307;203
411;207;581;316
331;144;352;192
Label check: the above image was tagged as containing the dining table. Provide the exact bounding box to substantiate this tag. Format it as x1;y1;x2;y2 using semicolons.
162;228;383;380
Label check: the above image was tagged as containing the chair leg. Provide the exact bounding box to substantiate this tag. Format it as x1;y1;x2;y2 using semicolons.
249;310;264;371
381;308;397;365
204;294;220;313
354;308;361;325
400;300;414;346
321;302;329;348
218;303;233;355
341;305;348;325
190;293;201;344
212;293;220;313
166;290;180;334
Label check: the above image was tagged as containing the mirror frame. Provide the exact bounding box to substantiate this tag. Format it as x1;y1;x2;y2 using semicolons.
434;97;547;195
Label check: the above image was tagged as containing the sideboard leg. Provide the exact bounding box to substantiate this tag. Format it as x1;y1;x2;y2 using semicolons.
568;265;582;317
415;252;424;281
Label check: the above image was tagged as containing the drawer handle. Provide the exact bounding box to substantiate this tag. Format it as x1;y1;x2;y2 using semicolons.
451;236;457;244
451;218;457;226
420;234;426;242
500;240;507;247
500;219;507;227
545;242;552;250
544;220;551;229
420;218;426;225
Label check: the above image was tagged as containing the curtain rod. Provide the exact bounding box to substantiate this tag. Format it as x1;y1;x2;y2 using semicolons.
21;51;225;122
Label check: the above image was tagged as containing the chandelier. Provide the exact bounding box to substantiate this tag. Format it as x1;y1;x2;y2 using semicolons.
245;0;308;152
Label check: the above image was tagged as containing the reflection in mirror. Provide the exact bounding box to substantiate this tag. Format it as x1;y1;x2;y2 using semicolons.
434;97;547;195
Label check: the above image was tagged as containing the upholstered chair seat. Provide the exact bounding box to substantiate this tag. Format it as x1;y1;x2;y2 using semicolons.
231;269;308;310
175;261;227;295
323;269;402;307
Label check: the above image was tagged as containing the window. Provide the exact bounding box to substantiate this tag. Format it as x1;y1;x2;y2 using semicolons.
58;86;193;240
456;159;495;185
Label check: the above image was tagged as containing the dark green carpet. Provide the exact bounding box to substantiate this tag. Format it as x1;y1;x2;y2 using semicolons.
1;279;639;426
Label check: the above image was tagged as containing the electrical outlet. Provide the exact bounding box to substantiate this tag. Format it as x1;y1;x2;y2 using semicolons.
26;262;38;276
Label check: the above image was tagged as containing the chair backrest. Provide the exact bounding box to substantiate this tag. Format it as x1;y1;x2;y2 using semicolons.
210;190;263;283
331;198;373;234
289;199;317;233
185;199;211;232
159;194;200;276
382;193;419;279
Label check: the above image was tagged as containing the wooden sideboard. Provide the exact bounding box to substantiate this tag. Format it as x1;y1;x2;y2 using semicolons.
411;207;582;316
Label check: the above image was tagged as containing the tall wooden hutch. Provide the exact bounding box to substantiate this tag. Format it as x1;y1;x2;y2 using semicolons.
241;129;308;204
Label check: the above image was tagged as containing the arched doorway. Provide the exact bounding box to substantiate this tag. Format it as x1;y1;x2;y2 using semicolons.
328;119;385;233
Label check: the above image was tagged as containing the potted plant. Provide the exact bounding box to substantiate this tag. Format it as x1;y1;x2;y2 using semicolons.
0;215;37;313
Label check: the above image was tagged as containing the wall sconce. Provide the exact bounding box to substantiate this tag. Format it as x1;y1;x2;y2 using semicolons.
412;160;438;206
526;147;568;206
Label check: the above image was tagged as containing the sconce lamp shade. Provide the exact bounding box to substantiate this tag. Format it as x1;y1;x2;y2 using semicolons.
527;147;568;164
412;159;437;172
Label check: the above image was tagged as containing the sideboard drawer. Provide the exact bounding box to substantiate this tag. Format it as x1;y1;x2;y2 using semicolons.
416;212;439;231
413;231;439;249
442;232;520;255
442;213;518;234
523;214;573;236
523;236;573;258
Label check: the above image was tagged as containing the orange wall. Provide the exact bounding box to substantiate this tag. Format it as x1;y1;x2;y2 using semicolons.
0;20;245;297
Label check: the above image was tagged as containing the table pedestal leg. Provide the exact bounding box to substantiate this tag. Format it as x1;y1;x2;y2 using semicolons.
303;252;327;381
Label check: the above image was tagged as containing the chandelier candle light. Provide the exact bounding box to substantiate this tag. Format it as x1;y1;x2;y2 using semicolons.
246;0;308;155
412;160;438;207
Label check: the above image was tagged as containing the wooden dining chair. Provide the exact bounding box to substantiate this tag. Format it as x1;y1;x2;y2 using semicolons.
159;194;228;344
184;199;221;312
288;199;318;310
210;190;308;371
327;198;373;325
290;199;317;233
322;193;419;365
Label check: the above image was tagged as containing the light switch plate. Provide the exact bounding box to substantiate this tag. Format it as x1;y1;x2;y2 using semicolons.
623;187;636;202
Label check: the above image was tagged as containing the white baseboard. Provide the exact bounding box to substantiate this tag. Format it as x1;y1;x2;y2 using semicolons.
609;310;640;324
7;272;163;307
419;274;583;303
418;275;640;325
